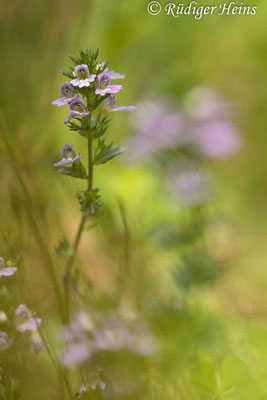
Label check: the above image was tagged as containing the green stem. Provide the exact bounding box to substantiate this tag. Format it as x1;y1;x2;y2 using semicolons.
0;117;66;323
88;130;93;190
64;215;86;319
64;125;94;320
38;327;73;399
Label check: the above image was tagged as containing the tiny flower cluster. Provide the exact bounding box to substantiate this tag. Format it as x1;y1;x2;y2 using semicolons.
61;309;157;369
52;53;135;125
127;87;241;206
52;49;136;218
75;371;106;399
0;257;43;353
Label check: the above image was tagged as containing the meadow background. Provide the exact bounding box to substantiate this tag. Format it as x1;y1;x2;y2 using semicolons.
1;0;267;398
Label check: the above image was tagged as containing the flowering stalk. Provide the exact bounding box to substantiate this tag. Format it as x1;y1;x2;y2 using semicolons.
52;49;136;320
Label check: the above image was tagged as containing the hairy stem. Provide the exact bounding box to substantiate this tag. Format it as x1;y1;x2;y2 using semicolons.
63;124;94;320
63;215;86;319
88;130;93;190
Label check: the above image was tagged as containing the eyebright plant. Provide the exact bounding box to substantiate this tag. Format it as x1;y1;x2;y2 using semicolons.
52;49;136;320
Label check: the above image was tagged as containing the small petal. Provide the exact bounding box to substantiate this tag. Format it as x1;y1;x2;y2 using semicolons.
104;67;125;79
78;80;91;88
0;267;17;277
106;84;122;94
52;97;70;107
70;78;81;87
16;318;42;333
113;105;137;112
54;155;82;167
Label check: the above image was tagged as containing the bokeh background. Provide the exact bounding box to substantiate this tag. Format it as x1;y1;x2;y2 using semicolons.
1;0;267;398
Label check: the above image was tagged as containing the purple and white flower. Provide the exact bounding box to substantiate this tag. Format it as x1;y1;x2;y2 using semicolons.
102;94;136;116
64;97;90;124
95;72;122;96
71;64;96;88
52;82;77;107
0;331;13;351
54;144;82;167
0;257;17;278
15;305;42;333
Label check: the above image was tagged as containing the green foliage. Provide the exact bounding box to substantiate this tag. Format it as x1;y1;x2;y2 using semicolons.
54;238;74;257
94;139;125;165
77;189;102;217
61;49;106;79
92;115;110;140
56;162;87;179
67;121;89;138
176;251;219;290
68;49;103;75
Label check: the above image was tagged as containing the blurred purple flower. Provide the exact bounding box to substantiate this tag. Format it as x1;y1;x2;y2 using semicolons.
0;257;17;278
64;97;90;124
71;64;96;88
93;313;157;355
61;309;156;369
15;305;42;333
52;82;77;107
63;310;93;342
95;72;122;96
128;90;241;162
54;144;82;167
102;94;136;116
61;341;92;368
0;331;13;351
193;120;241;159
128;100;187;161
168;169;212;206
61;311;93;368
184;86;234;122
185;86;241;158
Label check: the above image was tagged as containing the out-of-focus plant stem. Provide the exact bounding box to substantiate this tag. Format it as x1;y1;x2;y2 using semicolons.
64;215;86;319
38;327;73;400
88;128;93;191
64;122;94;320
0;113;66;324
117;199;131;300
